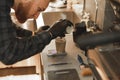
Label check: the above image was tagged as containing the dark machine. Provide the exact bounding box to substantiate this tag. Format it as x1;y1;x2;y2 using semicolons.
73;0;120;80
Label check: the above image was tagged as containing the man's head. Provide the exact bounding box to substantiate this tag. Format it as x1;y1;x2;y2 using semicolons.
12;0;50;23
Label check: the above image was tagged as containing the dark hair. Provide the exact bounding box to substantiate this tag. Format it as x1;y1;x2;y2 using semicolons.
50;0;56;2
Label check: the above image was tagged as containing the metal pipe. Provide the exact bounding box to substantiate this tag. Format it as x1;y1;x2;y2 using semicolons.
94;0;98;23
83;0;86;12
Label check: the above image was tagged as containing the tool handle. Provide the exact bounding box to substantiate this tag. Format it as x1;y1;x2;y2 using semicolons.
77;55;85;65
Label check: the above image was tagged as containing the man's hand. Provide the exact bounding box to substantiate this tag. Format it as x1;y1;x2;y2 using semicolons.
48;19;73;39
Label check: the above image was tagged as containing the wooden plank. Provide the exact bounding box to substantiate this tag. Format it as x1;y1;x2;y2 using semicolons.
0;66;36;76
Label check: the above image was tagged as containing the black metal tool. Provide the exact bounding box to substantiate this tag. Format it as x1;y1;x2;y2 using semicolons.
88;58;102;80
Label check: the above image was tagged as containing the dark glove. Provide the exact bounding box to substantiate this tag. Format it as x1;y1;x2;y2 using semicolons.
35;25;50;35
48;19;73;39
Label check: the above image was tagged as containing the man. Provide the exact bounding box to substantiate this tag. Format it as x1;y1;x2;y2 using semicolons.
0;0;73;65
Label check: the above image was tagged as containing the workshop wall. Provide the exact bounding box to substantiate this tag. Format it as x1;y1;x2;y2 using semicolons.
85;0;116;31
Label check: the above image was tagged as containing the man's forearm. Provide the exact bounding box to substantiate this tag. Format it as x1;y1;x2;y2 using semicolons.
1;31;52;65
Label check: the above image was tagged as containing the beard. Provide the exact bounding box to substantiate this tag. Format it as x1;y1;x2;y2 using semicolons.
15;3;31;23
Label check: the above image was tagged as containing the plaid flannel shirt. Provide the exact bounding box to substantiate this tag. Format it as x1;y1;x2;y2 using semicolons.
0;0;52;65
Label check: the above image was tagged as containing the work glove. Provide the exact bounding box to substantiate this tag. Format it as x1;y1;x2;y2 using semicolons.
34;25;50;35
48;19;73;39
